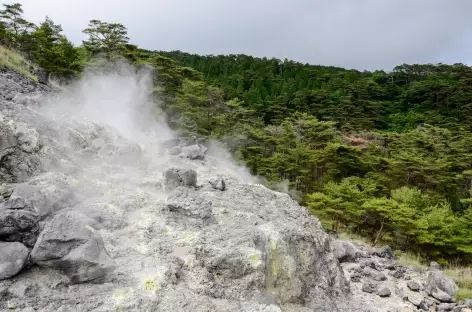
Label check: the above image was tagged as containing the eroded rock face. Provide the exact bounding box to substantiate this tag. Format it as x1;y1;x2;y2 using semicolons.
0;115;42;183
0;242;29;280
30;210;115;284
0;196;40;247
11;172;77;220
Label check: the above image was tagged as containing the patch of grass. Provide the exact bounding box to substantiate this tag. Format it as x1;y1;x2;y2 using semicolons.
338;231;371;247
397;252;427;269
445;266;472;300
0;45;37;81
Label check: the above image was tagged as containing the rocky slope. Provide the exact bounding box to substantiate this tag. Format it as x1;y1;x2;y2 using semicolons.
0;66;470;312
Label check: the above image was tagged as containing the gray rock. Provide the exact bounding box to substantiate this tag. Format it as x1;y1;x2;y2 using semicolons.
432;289;454;303
418;300;429;311
209;177;226;191
180;144;208;160
0;117;41;183
408;293;424;307
0;197;40;247
438;302;456;311
169;145;182;155
372;245;396;260
362;281;377;293
11;172;77;220
34;67;49;85
163;168;198;193
363;266;387;281
377;287;391;297
30;210;115;283
407;280;421;291
431;261;443;270
0;242;29;280
392;266;408;279
165;187;213;221
426;270;458;302
333;239;359;263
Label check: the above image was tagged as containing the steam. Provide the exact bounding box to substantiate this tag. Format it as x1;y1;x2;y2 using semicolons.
32;60;262;189
39;62;173;144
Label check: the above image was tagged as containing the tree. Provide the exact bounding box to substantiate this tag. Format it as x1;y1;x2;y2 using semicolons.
82;20;129;57
32;17;81;79
0;3;36;51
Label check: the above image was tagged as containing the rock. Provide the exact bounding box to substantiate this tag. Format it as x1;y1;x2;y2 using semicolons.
163;168;198;193
407;280;421;292
333;240;359;263
180;144;208;160
350;272;362;282
431;289;454;303
0;242;29;280
169;145;182;155
30;210;115;283
430;261;443;271
461;309;472;312
372;245;396;259
362;281;377;293
0;117;41;183
209;177;226;191
11;172;77;220
408;293;425;307
34;67;49;84
426;270;458;302
363;266;387;281
0;197;40;247
377;287;391;297
418;300;430;311
437;303;456;311
165;187;214;222
393;266;408;279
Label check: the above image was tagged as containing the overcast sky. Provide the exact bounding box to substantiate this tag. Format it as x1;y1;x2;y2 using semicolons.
7;0;472;70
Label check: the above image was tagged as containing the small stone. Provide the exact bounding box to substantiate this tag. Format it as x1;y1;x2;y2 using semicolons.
377;287;391;297
209;177;226;191
408;293;424;307
363;266;387;281
362;281;377;293
407;281;421;292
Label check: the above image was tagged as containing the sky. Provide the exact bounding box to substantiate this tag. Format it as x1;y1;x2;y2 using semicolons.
6;0;472;70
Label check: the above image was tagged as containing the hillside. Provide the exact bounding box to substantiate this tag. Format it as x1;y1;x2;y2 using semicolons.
1;0;472;288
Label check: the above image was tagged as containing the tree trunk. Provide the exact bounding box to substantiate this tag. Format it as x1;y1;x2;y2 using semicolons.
373;218;385;247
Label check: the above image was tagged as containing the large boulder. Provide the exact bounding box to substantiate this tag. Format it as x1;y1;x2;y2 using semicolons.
0;242;29;280
426;269;458;303
333;239;359;263
30;210;115;284
163;168;198;193
11;172;77;220
0;196;40;247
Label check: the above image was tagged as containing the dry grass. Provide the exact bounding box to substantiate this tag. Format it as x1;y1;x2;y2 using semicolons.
0;45;37;81
397;251;427;269
445;266;472;301
338;231;372;246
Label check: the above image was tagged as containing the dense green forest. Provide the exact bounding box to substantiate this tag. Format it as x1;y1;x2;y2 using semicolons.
2;3;472;264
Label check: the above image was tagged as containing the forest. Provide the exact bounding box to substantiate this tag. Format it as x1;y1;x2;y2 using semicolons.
2;3;472;264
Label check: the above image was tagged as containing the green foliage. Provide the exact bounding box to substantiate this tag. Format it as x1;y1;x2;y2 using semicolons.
82;20;129;57
2;5;472;263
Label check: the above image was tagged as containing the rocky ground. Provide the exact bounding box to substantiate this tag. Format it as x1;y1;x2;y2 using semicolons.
1;67;471;312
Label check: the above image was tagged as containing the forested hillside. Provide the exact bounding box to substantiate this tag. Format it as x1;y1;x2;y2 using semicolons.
2;2;472;264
